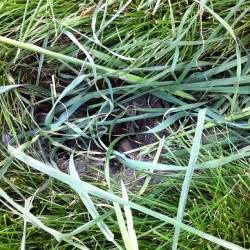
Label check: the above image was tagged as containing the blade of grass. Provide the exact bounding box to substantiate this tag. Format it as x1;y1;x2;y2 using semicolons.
69;151;115;242
138;137;165;195
121;180;139;250
0;36;142;83
172;108;206;249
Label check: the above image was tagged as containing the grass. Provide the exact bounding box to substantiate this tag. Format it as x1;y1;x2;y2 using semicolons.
0;0;250;249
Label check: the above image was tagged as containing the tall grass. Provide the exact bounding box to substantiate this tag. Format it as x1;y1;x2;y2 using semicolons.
0;0;249;249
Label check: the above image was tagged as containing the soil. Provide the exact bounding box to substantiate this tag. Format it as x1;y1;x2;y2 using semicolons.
122;94;169;145
51;93;170;186
4;89;171;188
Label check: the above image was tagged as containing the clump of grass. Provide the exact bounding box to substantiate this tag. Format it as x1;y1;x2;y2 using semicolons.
0;0;250;249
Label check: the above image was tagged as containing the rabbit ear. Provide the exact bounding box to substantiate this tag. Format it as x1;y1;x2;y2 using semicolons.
126;120;136;133
150;95;169;109
124;107;137;134
116;138;138;160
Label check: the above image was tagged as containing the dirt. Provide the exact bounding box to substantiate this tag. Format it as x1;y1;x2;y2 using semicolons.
3;90;170;188
53;93;170;187
123;94;169;145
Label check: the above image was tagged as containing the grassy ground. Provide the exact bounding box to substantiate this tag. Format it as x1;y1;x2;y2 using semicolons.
0;0;250;249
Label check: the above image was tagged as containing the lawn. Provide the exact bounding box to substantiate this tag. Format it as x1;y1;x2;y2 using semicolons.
0;0;250;249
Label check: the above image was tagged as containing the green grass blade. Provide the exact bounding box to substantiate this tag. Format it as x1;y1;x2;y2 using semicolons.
69;151;114;242
172;108;206;249
121;181;139;250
